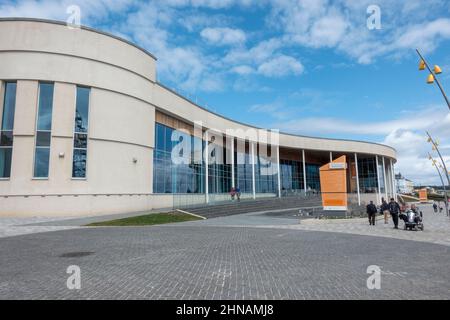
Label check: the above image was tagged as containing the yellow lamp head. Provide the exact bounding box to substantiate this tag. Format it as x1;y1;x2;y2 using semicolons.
419;60;425;70
434;65;442;74
427;74;435;84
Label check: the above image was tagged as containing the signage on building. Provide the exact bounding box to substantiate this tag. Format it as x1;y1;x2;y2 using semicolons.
329;163;347;170
320;156;348;211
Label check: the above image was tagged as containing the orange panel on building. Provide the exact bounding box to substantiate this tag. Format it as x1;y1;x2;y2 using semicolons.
320;155;348;210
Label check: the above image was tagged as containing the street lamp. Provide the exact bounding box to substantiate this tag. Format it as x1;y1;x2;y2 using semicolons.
428;153;449;216
426;131;450;187
416;49;450;111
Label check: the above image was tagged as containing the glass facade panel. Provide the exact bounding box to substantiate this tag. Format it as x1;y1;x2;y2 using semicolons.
235;151;253;193
0;131;13;147
280;159;304;192
0;148;12;178
1;82;16;131
256;152;277;193
306;164;321;192
34;82;54;178
72;86;90;178
72;149;87;178
36;83;54;131
74;87;90;133
74;133;88;149
34;147;50;178
36;131;51;147
1;82;16;178
358;157;378;193
153;123;205;194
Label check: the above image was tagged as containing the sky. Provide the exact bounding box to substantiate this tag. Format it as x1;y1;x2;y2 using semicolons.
1;0;450;185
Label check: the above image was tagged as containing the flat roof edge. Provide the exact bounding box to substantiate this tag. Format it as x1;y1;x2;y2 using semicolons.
156;82;397;155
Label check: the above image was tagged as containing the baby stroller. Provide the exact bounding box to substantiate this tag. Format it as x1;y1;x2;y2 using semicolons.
400;209;424;231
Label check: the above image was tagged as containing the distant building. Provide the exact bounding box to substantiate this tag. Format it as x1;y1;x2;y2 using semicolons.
395;173;414;194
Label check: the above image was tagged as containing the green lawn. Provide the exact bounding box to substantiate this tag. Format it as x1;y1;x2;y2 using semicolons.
86;212;201;227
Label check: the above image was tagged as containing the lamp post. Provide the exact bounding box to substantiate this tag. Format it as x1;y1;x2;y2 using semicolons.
416;49;450;111
429;153;449;216
426;131;450;187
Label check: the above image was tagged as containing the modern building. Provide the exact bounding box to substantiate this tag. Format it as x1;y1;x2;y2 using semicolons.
0;18;397;217
395;173;414;194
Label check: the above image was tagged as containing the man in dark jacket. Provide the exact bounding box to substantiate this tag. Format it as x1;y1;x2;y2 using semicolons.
366;201;377;226
380;199;390;224
388;198;401;229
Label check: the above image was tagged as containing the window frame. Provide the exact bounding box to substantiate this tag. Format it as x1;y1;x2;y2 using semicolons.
33;82;54;179
0;81;17;180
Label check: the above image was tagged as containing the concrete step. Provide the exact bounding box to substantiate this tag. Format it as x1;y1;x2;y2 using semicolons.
180;196;323;219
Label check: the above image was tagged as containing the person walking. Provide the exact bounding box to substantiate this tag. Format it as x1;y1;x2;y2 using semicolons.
433;202;438;213
230;187;236;201
235;186;241;202
380;198;390;224
388;197;401;229
366;201;377;226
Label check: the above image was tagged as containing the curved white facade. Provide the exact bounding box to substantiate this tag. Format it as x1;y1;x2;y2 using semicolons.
0;19;397;217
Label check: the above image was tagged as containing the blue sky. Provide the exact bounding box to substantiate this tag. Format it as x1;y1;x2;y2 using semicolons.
1;0;450;185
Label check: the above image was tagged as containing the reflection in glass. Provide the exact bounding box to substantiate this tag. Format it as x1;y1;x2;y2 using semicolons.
72;86;90;178
72;149;87;178
1;82;17;131
1;82;16;178
0;131;13;147
0;148;12;178
36;131;51;147
358;157;378;193
74;87;90;133
306;164;321;191
34;148;50;178
37;83;54;131
153;123;205;194
74;133;87;149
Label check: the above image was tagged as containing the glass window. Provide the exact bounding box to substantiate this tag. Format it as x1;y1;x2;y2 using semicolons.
156;123;165;150
74;133;87;149
72;86;90;178
0;131;13;147
1;82;17;178
36;131;51;147
0;148;12;178
74;87;90;133
36;83;54;131
34;147;50;178
34;82;54;178
153;122;205;194
306;164;321;191
1;82;17;131
72;149;87;178
358;157;378;193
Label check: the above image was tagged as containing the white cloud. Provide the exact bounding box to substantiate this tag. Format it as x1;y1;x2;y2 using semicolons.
271;105;450;185
275;106;449;136
231;65;254;75
0;0;135;22
268;0;450;64
200;27;246;46
257;55;304;77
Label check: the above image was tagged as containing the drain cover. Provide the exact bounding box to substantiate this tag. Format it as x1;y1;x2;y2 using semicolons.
59;251;94;258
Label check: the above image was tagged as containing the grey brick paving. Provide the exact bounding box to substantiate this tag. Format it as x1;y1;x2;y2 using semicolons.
0;225;449;300
177;204;450;247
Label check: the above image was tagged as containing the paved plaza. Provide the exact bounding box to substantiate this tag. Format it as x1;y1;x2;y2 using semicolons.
0;204;449;299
